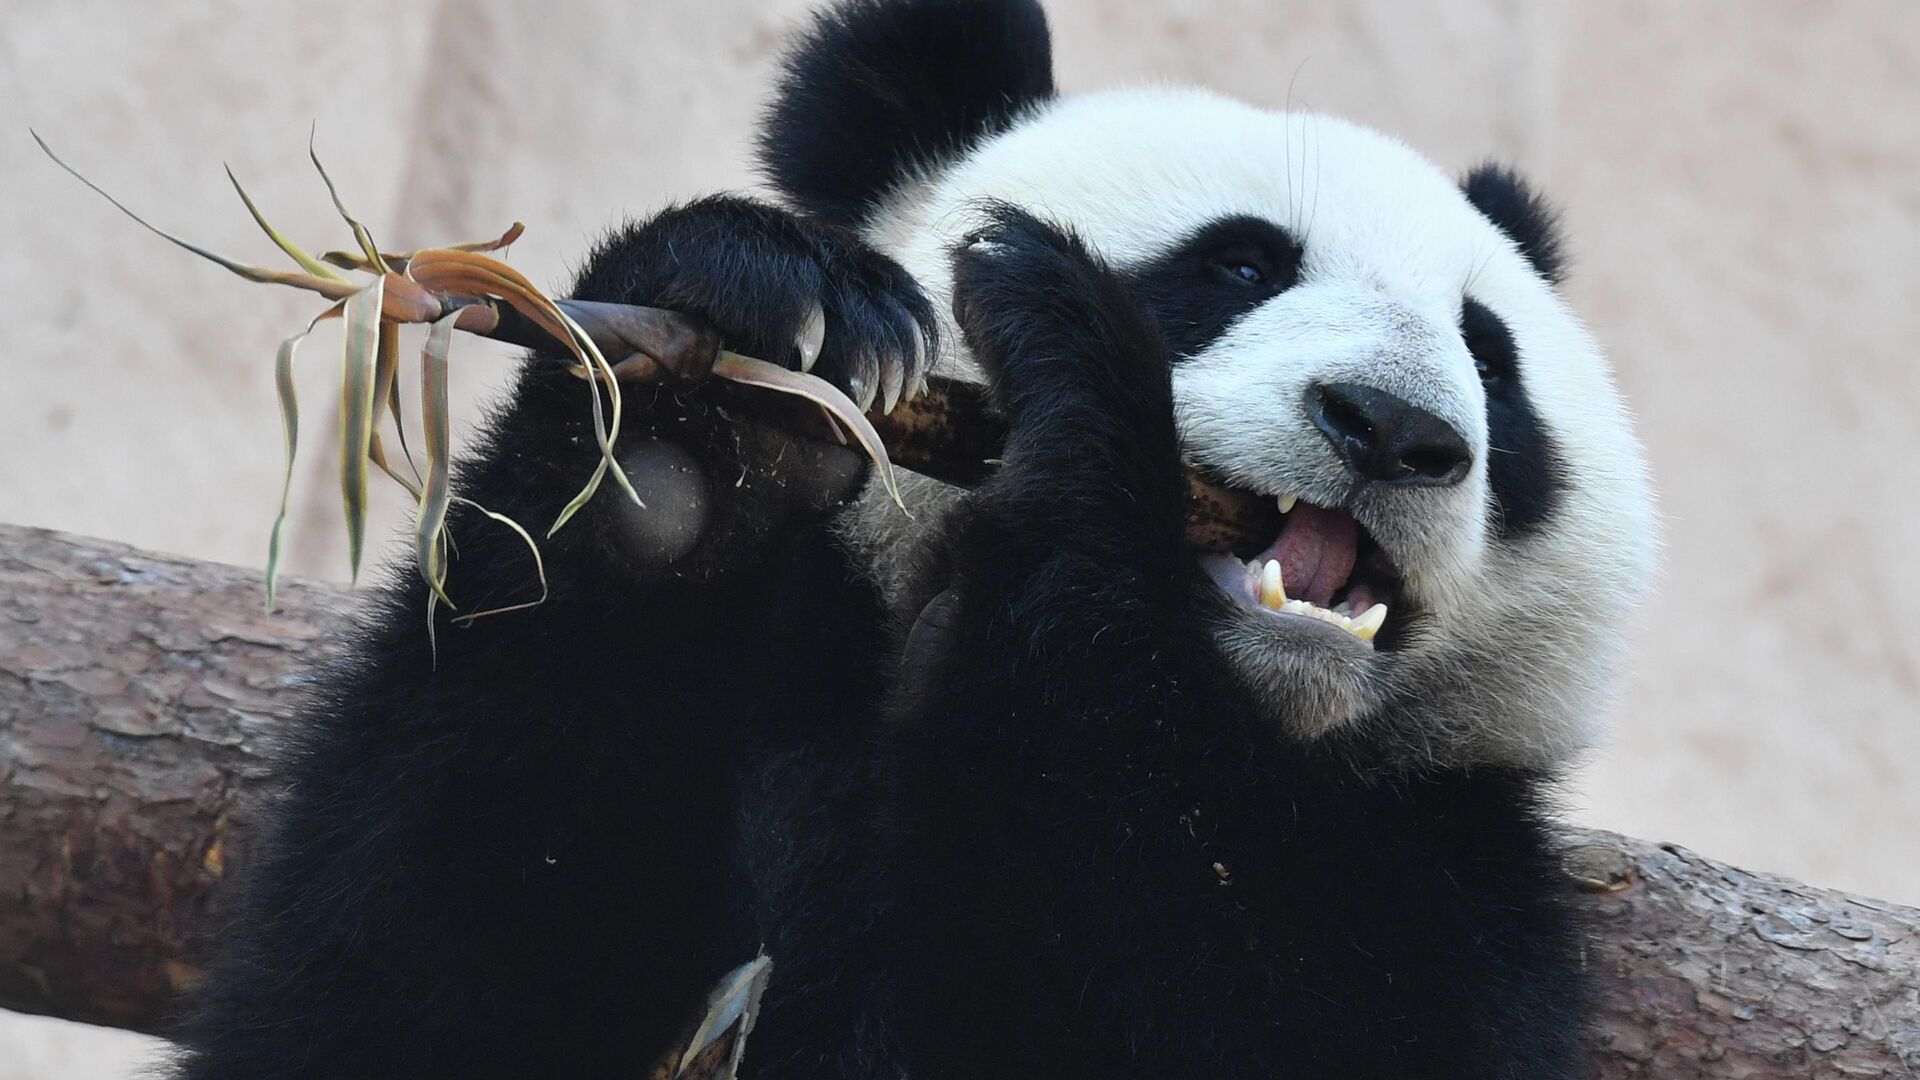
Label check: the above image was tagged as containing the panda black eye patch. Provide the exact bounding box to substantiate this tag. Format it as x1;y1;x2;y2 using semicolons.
1461;296;1515;382
1460;295;1566;533
1126;216;1303;361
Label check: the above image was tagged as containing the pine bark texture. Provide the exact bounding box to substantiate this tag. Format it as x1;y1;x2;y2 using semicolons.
1;522;1915;1077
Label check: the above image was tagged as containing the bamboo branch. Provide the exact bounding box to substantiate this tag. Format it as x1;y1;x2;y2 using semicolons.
1;522;1914;1076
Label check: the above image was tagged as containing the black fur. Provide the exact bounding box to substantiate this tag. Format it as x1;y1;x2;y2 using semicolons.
170;197;923;1078
759;0;1056;225
175;200;1588;1079
1463;296;1567;534
896;209;1587;1077
573;194;938;416
176;7;1591;1076
1462;163;1566;285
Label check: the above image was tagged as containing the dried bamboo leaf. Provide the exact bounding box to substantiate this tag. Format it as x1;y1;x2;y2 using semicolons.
367;319;421;497
445;222;525;253
672;955;772;1079
446;497;549;625
320;249;388;273
384;336;423;488
307;133;389;275
321;222;525;274
406;251;574;351
338;279;386;583
33;131;360;300
374;272;448;323
415;310;462;610
408;250;645;525
224;165;348;282
549;300;646;518
710;352;908;512
263;304;343;611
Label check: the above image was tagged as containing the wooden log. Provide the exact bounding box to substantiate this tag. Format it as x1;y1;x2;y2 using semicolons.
1;523;1915;1076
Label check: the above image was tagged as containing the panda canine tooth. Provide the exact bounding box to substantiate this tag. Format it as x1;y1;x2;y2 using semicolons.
1277;493;1298;513
1350;603;1388;642
1258;560;1287;609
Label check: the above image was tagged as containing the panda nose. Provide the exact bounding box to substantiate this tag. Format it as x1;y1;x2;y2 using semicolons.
1309;382;1473;487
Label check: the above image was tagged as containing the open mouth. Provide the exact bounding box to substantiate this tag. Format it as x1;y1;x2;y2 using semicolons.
1198;494;1405;649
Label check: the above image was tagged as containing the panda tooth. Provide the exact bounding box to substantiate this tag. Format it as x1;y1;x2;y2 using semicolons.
796;303;826;373
1350;603;1388;642
1277;492;1298;514
1258;560;1287;609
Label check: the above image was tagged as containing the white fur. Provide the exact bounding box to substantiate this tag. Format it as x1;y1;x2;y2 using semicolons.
840;87;1657;769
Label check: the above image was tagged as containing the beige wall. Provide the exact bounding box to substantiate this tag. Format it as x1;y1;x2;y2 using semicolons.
3;1;1916;1074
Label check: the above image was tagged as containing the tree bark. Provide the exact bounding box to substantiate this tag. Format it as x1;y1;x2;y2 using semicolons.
1;522;1915;1076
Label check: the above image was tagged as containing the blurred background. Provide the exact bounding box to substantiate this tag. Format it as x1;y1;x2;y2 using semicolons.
3;0;1915;1074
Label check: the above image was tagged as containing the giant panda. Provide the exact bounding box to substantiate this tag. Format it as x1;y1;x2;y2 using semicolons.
175;1;1656;1077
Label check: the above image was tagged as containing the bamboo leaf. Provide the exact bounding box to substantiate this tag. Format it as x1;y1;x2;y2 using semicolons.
446;497;548;625
320;249;389;273
710;352;909;512
674;955;772;1078
367;319;421;497
263;303;344;611
414;310;462;610
385;346;422;486
323;222;524;272
308;131;389;275
339;278;386;583
445;222;524;253
408;249;644;529
550;299;645;515
33;131;359;299
224;165;348;282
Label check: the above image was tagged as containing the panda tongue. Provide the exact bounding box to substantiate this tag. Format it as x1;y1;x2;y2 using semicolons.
1259;503;1359;608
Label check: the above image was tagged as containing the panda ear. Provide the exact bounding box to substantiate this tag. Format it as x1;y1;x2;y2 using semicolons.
758;0;1055;226
1461;163;1566;285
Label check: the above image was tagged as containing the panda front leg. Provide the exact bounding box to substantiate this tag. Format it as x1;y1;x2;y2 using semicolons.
172;196;933;1080
886;208;1264;1078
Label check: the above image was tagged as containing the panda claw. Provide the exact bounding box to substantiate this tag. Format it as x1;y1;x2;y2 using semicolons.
796;302;827;373
880;360;905;415
845;364;878;413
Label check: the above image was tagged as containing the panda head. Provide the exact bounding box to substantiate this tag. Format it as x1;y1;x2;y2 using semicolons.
765;0;1657;769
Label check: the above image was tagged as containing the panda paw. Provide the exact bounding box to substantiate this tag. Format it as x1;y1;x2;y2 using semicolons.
572;196;938;413
950;204;1178;459
948;205;1188;549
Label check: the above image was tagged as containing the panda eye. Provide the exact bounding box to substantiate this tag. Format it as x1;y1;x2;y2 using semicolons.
1211;257;1269;287
1460;297;1516;385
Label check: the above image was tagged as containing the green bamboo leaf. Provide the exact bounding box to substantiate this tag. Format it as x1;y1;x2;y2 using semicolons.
308;131;389;274
710;351;909;512
33;131;358;299
339;278;386;583
414;310;462;610
224;165;348;282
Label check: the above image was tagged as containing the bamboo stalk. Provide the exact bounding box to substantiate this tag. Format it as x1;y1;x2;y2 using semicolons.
474;298;1283;553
